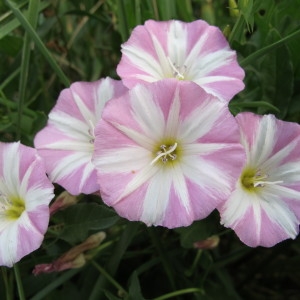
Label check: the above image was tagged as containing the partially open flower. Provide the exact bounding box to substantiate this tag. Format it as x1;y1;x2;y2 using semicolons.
34;78;128;195
0;142;54;267
49;191;79;216
117;19;245;101
93;79;245;228
33;231;106;275
219;112;300;247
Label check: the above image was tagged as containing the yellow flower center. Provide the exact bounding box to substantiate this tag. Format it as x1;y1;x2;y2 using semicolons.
241;167;283;193
151;140;181;166
1;194;25;220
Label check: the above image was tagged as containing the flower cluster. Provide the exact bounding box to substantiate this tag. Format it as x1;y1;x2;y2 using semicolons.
2;19;300;268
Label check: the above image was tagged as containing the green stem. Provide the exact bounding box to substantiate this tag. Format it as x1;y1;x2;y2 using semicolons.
30;269;79;300
91;260;128;297
153;288;204;300
13;264;25;300
1;267;13;300
240;28;300;67
89;222;139;300
148;228;176;291
185;249;202;277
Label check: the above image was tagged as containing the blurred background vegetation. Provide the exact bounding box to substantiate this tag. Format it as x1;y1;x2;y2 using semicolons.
1;0;300;299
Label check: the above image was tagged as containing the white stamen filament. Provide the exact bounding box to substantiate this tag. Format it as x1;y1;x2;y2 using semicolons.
151;143;178;165
253;173;283;188
167;57;185;80
87;119;95;144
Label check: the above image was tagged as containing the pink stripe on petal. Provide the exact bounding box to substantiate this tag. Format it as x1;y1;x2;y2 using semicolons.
232;206;298;247
27;207;50;235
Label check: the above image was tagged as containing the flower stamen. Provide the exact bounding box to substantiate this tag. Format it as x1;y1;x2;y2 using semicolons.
167;57;185;80
241;168;283;191
151;143;178;165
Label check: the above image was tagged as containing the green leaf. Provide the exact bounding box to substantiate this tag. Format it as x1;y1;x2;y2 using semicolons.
128;272;145;300
260;28;294;117
0;35;22;55
54;203;120;244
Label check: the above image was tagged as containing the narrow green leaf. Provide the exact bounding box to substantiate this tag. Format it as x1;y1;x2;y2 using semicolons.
128;272;145;300
229;101;280;112
5;0;70;87
240;27;300;67
0;1;50;39
17;0;40;139
260;29;294;118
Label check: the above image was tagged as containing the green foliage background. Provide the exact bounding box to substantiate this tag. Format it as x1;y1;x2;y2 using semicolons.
1;0;300;299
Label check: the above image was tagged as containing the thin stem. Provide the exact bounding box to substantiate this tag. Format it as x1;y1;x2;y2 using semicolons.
13;264;25;300
185;249;202;277
153;288;204;300
148;228;176;291
1;267;13;300
91;260;128;297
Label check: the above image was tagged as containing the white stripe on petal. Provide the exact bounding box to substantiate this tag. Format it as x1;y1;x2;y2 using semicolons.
130;85;165;140
165;88;180;137
250;115;277;166
183;143;230;156
221;186;258;227
3;143;20;196
72;91;96;125
94;78;114;119
181;156;231;195
50;152;91;181
188;50;233;78
115;164;159;204
111;122;155;150
141;168;172;225
179;101;223;143
260;193;298;238
42;140;94;152
263;184;300;200
172;164;191;214
0;222;19;267
49;112;89;139
167;21;188;74
121;44;164;79
273;162;300;183
260;138;298;172
94;146;150;173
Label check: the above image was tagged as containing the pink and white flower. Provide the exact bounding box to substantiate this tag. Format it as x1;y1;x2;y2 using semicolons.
219;112;300;247
0;142;54;267
93;79;245;228
117;19;245;102
34;78;127;195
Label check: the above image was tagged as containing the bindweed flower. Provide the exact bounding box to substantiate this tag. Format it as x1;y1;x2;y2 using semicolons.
219;112;300;247
117;19;245;102
34;78;127;195
93;79;245;228
0;142;54;267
